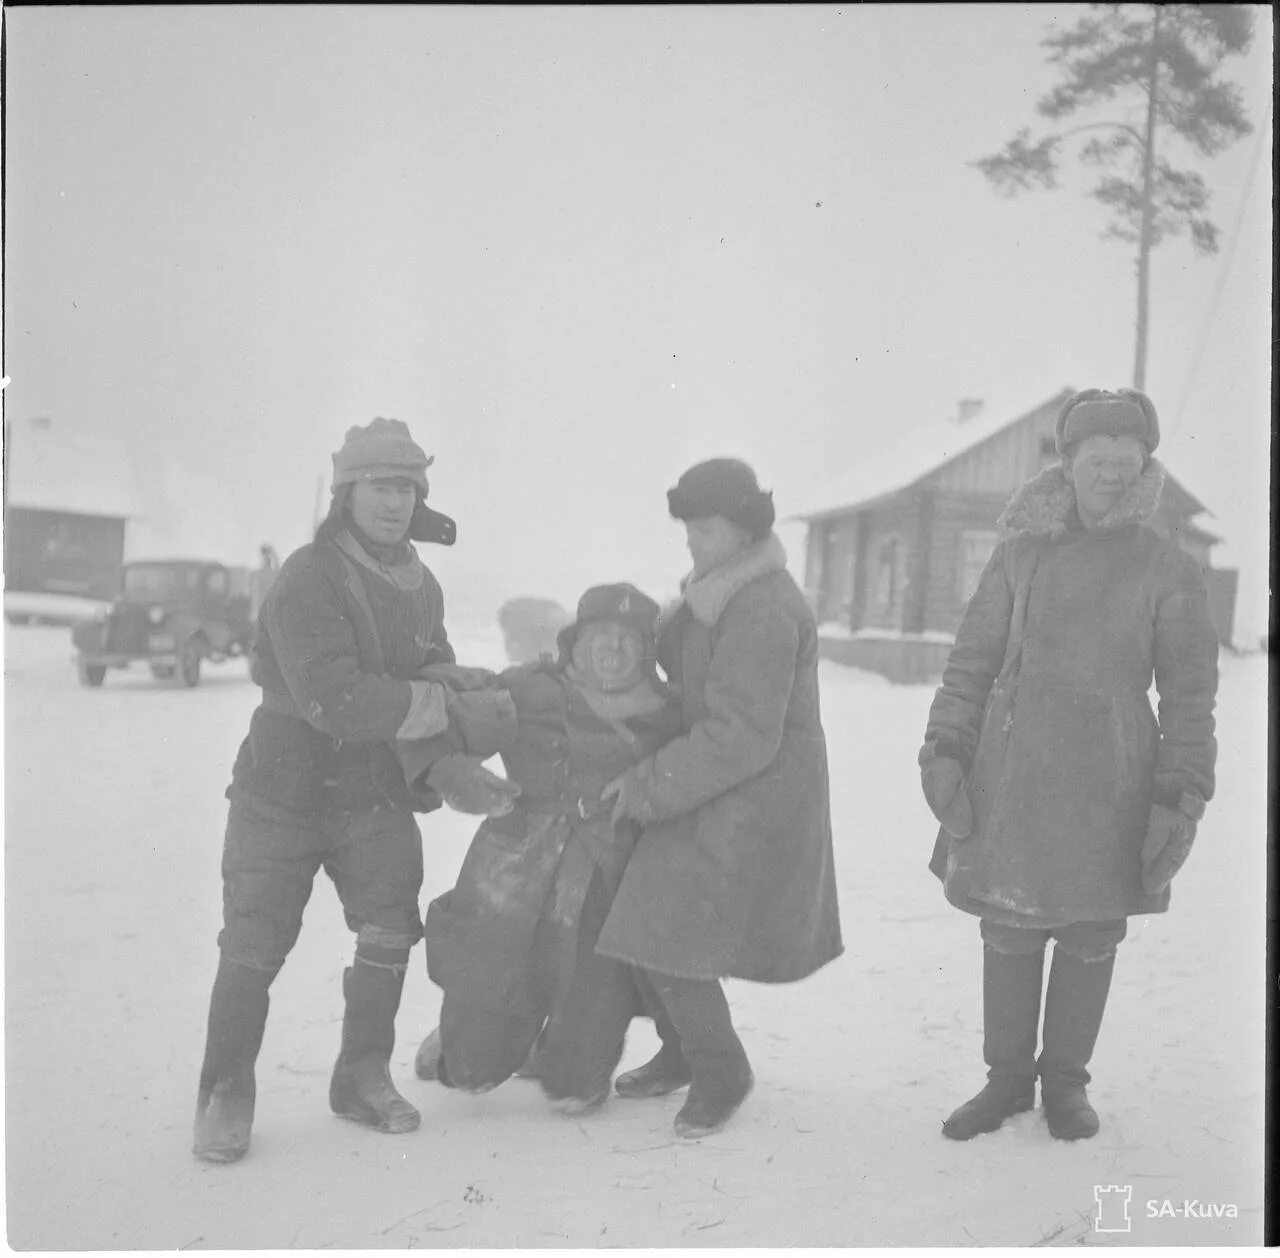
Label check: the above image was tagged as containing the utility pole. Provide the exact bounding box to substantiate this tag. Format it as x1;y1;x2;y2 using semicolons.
1133;4;1162;392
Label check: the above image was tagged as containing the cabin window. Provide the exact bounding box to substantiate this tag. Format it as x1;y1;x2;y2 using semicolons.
872;535;903;615
205;569;228;596
1039;435;1058;463
957;530;999;604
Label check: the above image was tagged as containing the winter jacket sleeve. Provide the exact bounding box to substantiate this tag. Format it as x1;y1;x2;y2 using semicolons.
265;553;414;741
631;587;799;820
1151;547;1218;805
921;540;1016;771
421;569;457;667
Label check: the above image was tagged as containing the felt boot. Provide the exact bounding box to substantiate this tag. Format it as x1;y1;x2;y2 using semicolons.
942;945;1043;1141
645;973;752;1139
329;956;420;1134
1039;948;1114;1141
192;957;278;1164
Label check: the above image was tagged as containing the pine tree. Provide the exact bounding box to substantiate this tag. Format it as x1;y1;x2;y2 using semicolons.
973;4;1254;390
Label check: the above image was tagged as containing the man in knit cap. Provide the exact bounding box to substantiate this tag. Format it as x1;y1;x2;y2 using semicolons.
191;417;517;1165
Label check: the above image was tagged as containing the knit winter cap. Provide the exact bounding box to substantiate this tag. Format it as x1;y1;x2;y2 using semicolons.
666;457;776;540
556;583;661;661
1056;389;1160;457
331;417;433;492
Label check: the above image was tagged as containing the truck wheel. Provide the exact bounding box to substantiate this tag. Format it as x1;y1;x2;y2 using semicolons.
179;641;202;688
78;662;107;687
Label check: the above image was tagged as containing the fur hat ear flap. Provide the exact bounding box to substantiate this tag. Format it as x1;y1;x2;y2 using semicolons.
409;489;457;545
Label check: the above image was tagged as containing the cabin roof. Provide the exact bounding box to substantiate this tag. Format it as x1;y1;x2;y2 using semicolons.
790;387;1209;522
789;389;1074;520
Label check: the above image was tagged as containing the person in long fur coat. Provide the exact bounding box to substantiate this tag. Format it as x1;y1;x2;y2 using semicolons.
919;389;1218;1143
599;458;843;1139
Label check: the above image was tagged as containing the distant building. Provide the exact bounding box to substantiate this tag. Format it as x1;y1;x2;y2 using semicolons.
3;421;139;621
793;388;1237;683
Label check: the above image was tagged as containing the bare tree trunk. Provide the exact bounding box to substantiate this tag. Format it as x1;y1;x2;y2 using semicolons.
1133;5;1162;392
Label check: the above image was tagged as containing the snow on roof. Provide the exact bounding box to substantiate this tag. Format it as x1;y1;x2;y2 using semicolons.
4;423;141;518
790;388;1076;520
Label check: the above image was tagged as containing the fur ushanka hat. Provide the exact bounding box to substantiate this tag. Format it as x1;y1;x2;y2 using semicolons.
666;458;776;540
1055;389;1160;458
556;583;662;664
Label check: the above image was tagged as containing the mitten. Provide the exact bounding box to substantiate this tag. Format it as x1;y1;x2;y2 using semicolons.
1141;803;1198;895
920;756;974;839
447;688;518;757
426;755;522;817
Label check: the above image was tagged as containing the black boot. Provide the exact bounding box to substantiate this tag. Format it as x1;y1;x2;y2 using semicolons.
646;973;753;1139
615;1044;693;1098
1039;947;1114;1141
193;956;278;1164
617;968;693;1098
942;945;1044;1141
329;954;420;1134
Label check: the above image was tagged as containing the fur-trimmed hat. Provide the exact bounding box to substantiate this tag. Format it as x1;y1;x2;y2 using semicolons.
556;583;661;662
666;458;776;540
331;417;433;491
1056;389;1160;457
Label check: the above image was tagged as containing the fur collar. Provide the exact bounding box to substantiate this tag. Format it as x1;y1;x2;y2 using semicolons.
997;459;1166;538
680;533;788;626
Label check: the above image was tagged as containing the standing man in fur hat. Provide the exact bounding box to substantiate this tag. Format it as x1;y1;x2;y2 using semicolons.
192;417;516;1164
597;458;843;1139
919;389;1219;1143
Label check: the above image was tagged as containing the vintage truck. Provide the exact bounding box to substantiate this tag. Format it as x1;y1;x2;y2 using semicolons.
71;554;277;688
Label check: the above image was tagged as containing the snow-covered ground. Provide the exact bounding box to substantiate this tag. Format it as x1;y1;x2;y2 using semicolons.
3;623;1265;1247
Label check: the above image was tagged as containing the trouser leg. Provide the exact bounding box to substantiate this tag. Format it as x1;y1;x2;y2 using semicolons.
195;787;319;1163
326;807;425;1133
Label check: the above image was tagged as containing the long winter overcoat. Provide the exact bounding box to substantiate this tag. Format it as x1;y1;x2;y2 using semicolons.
596;534;843;983
424;664;682;1018
233;530;454;814
922;460;1218;926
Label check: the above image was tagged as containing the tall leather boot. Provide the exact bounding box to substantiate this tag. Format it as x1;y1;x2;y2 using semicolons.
193;956;279;1164
615;968;692;1098
942;945;1044;1140
1038;947;1114;1141
646;973;752;1139
329;952;420;1134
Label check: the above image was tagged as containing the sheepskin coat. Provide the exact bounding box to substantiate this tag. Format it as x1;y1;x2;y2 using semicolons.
922;460;1219;926
596;534;844;982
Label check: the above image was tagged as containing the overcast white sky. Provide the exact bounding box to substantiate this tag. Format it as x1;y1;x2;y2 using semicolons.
4;4;1272;634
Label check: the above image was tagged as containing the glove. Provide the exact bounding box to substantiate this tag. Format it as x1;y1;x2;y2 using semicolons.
447;688;517;757
920;756;973;839
426;754;522;817
1141;803;1198;895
